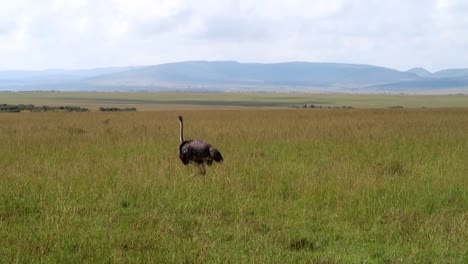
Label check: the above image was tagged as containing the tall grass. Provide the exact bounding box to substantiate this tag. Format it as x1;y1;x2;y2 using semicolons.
1;109;467;263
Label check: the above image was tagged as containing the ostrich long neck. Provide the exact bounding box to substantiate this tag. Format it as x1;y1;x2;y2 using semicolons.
179;119;184;143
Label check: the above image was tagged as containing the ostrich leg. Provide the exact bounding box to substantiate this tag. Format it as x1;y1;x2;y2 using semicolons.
199;163;206;175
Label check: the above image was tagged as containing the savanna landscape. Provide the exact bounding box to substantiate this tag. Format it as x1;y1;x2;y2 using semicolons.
3;0;468;262
1;92;467;263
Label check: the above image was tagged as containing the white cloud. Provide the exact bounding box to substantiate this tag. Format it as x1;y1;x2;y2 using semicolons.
0;0;467;71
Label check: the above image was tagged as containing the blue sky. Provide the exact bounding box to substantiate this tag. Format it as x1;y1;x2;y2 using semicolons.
0;0;467;71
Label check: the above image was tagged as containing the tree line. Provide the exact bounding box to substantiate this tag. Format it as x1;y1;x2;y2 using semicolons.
1;104;138;112
0;104;89;112
98;107;136;112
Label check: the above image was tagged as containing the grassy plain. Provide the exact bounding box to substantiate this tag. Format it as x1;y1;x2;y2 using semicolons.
1;91;468;110
1;108;467;263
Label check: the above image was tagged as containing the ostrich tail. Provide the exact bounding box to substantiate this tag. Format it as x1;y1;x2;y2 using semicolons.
209;147;223;163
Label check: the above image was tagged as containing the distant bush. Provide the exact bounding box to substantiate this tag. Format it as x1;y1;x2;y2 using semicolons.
0;104;138;112
0;104;21;112
0;104;89;112
99;107;137;112
289;104;352;109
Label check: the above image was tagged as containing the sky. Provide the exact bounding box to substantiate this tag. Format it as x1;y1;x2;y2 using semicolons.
0;0;467;72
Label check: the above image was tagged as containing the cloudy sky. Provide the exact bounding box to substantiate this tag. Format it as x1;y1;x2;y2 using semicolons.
0;0;467;71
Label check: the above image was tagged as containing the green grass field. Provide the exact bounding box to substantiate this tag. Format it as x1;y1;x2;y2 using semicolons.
2;91;468;110
1;108;467;263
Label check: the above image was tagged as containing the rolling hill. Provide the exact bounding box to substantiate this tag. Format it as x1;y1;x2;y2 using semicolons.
407;68;432;77
84;61;421;90
1;61;467;93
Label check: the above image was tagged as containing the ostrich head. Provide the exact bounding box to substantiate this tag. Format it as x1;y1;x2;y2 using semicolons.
177;116;183;122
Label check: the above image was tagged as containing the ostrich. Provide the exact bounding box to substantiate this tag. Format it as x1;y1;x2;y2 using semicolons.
178;116;223;175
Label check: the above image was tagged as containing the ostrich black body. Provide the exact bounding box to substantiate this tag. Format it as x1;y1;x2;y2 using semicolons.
179;139;223;165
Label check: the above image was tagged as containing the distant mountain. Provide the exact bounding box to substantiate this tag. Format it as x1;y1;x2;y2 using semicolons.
432;69;468;78
407;68;432;77
0;66;141;89
0;67;138;80
86;61;420;88
368;76;468;92
0;61;467;93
